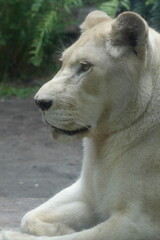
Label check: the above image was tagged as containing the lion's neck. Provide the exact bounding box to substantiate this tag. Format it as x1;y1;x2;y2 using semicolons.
82;102;160;167
82;134;125;172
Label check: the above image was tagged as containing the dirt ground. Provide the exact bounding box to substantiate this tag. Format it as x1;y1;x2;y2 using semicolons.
0;97;82;199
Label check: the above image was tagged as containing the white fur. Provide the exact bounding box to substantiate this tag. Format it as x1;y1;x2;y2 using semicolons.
1;11;160;240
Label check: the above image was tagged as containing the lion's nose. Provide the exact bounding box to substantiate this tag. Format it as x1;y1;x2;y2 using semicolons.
35;99;53;111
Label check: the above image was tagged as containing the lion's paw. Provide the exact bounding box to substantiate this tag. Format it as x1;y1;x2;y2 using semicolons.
1;230;35;240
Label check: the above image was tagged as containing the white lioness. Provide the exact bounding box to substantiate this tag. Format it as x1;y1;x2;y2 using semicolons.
2;10;160;240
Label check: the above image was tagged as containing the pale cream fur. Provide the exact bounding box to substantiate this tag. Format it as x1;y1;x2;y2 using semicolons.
1;10;160;240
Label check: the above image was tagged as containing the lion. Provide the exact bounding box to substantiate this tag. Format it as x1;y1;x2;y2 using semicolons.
1;10;160;240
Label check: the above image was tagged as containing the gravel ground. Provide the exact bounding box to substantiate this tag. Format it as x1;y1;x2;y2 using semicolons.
0;97;82;199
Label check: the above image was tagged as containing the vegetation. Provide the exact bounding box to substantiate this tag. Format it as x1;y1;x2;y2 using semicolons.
0;0;82;83
0;83;39;98
99;0;131;16
1;0;160;98
99;0;160;31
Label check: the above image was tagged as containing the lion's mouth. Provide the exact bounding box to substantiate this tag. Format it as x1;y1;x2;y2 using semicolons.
52;125;90;136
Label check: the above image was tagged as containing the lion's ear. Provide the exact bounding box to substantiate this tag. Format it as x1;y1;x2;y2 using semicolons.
110;12;148;56
80;10;111;32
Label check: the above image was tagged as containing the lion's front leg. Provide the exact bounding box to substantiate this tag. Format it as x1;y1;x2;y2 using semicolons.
2;213;159;240
1;231;36;240
20;180;95;237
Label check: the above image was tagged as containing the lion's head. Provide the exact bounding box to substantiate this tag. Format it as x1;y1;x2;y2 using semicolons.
35;10;153;142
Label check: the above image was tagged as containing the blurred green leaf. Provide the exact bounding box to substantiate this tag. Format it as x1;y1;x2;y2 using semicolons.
0;84;39;98
100;0;119;17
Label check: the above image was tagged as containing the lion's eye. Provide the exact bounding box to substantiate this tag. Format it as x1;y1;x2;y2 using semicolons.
78;61;92;74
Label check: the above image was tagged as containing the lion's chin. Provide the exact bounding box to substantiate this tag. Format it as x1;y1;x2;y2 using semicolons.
51;126;90;143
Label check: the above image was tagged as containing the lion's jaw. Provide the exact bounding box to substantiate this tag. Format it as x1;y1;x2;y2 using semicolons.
35;11;152;142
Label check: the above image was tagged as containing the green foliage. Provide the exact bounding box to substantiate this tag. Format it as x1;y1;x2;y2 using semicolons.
1;0;160;84
0;0;82;82
0;83;38;98
64;0;83;13
99;0;160;31
133;0;152;22
130;0;160;30
150;1;160;31
30;10;57;66
99;0;130;17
